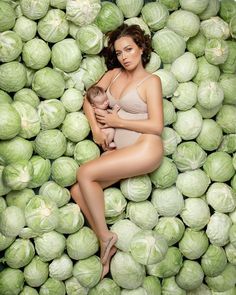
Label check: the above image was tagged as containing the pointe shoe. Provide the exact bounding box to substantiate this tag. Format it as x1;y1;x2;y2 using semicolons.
100;233;118;265
101;246;117;280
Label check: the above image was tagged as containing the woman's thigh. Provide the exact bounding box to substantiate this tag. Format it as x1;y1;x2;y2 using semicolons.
77;137;163;183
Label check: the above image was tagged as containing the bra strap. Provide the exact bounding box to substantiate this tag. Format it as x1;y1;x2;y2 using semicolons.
136;74;153;87
108;69;122;87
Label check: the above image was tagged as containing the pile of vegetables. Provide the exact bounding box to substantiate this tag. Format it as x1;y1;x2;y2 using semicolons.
0;0;236;294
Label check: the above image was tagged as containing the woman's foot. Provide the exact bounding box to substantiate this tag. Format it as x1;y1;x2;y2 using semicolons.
100;232;118;265
101;246;117;280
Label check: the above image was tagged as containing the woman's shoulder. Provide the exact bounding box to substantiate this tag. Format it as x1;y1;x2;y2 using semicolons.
146;73;162;87
96;68;121;89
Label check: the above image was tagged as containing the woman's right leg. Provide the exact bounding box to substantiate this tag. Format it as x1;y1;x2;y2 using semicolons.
70;179;119;236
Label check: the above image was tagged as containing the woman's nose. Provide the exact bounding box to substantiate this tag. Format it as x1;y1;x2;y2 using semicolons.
121;52;127;60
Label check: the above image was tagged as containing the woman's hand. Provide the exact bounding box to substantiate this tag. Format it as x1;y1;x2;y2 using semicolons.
92;128;109;151
95;105;120;127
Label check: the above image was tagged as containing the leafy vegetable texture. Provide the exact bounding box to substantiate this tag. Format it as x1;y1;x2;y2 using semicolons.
0;0;236;293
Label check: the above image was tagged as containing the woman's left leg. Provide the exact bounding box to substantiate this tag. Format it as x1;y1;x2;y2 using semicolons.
77;137;163;264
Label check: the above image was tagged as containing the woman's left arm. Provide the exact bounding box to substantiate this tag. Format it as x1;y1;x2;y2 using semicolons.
96;75;164;136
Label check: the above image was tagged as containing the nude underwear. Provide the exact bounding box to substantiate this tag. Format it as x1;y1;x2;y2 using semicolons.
106;71;152;149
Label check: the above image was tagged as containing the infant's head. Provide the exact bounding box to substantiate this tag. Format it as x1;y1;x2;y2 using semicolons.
87;85;109;110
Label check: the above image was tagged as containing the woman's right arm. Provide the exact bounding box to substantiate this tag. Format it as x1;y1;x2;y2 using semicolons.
83;98;108;148
83;68;119;149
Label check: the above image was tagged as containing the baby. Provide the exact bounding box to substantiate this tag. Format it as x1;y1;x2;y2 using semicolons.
86;85;116;149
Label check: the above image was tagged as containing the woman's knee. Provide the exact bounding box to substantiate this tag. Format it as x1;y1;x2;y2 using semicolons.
76;163;93;184
70;182;79;197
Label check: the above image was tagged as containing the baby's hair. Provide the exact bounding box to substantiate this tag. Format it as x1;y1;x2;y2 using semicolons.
86;85;105;104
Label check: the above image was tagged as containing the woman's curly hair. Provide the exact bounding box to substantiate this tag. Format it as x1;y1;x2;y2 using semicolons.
101;24;152;70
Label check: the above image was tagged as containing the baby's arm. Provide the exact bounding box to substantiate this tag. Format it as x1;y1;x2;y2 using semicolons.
93;108;109;116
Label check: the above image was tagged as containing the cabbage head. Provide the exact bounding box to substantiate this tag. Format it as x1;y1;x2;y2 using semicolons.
13;16;37;42
126;201;158;230
0;268;24;295
20;0;50;20
176;169;210;198
51;38;82;72
76;24;104;55
74;139;100;165
142;276;161;295
146;247;183;278
28;156;51;189
173;108;203;140
34;129;67;160
205;263;236;292
66;226;99;260
51;156;78;187
25;195;59;234
4;238;35;268
110;219;141;252
0;103;21;140
49;254;73;281
32;67;65;100
0;31;23;63
116;0;144;18
130;230;168;265
180;198;210;230
39;278;66;295
61;112;90;143
95;2;124;34
0;206;25;237
154;216;185;246
65;276;88;295
151;186;184;217
196;119;223;151
176;260;204;291
22;38;51;70
203;151;235;182
178;229;209;260
206;212;232;246
34;231;66;262
38;9;69;43
66;0;101;26
172;141;207;171
56;203;84;234
149;157;178;189
141;2;169;31
104;187;127;218
0;61;27;93
171;82;198;111
0;2;16;31
120;174;152;202
152;28;186;64
88;277;121;295
206;182;236;213
201;244;227;277
110;251;146;289
39;181;71;208
166;9;200;39
24;255;49;287
12;101;41;139
73;255;102;288
2;160;33;190
180;0;209;14
38;99;66;131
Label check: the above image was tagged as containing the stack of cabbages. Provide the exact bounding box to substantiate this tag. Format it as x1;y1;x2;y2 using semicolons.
0;0;236;294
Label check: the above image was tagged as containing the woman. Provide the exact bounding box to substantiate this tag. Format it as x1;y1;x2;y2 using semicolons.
70;24;164;278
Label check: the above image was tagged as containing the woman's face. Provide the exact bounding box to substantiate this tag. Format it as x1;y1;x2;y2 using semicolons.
114;36;143;70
